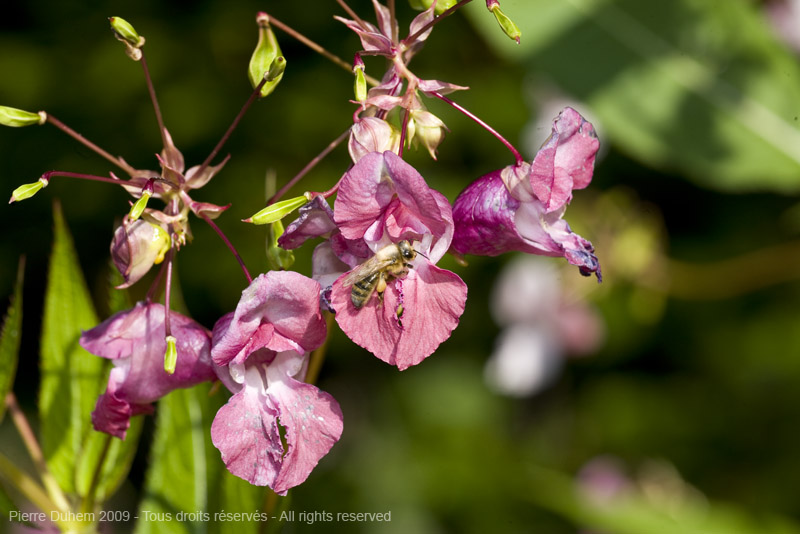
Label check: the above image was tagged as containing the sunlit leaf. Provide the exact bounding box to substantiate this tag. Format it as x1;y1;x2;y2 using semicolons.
0;257;24;423
465;0;800;193
134;383;222;534
39;204;104;495
75;419;143;502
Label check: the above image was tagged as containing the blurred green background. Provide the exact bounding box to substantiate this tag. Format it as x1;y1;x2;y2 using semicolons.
3;0;800;532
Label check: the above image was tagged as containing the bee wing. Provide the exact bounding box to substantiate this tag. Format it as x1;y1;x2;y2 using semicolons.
341;256;395;287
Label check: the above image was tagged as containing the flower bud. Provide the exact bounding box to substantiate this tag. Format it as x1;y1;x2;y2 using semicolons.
353;54;367;103
409;0;457;15
266;220;295;271
129;179;155;221
109;17;146;60
243;195;309;225
9;176;48;204
249;12;284;97
0;106;46;127
486;0;521;44
408;110;447;160
164;335;178;375
348;117;400;163
111;218;171;288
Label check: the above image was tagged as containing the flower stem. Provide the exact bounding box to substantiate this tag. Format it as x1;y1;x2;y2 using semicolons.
140;52;169;149
432;91;523;164
304;311;335;385
45;115;136;175
335;0;370;31
4;392;71;514
41;170;131;188
267;12;380;86
163;249;175;338
0;452;59;524
398;106;411;158
80;434;112;514
201;213;253;284
193;77;268;182
404;0;474;45
268;128;350;205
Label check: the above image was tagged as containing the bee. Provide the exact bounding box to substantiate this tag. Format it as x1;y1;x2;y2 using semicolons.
343;240;417;309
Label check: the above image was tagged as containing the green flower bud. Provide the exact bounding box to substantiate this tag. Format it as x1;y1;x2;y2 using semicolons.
243;195;308;225
486;1;521;44
109;16;146;60
9;177;48;204
0;106;46;127
164;335;177;375
129;192;150;221
353;54;367;103
249;12;284;98
266;220;295;271
409;0;457;15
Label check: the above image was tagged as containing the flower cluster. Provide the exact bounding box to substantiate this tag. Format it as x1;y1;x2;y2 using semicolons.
5;1;601;497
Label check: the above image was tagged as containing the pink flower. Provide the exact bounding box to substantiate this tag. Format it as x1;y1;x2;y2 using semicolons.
330;151;468;370
210;271;342;494
451;107;602;280
80;302;216;439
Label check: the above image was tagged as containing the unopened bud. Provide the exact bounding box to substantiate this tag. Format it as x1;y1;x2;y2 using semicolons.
408;110;447;160
164;335;177;375
409;0;457;15
9;176;48;204
486;1;521;44
244;195;309;225
129;193;150;221
249;12;284;98
109;17;146;60
353;54;367;103
266;220;295;271
111;219;170;288
0;106;46;127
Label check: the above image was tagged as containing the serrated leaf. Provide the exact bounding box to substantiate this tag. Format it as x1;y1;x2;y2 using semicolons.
465;0;800;193
134;384;222;534
39;204;104;495
0;257;24;423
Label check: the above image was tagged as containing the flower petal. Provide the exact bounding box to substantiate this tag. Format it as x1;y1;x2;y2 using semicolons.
278;196;338;250
530;107;599;213
331;261;467;370
211;272;326;366
267;352;343;494
211;386;283;487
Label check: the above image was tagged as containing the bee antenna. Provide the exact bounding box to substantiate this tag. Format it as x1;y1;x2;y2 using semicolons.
417;249;429;260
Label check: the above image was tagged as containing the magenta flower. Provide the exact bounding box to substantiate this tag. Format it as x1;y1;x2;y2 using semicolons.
330;151;468;370
80;302;216;439
451;107;602;280
210;271;342;494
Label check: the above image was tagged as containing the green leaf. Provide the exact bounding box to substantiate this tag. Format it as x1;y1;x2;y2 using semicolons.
0;481;36;528
209;471;269;534
75;419;143;502
0;257;24;423
39;204;104;495
465;0;800;193
134;384;222;534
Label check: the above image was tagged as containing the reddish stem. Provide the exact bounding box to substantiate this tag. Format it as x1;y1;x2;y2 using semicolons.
404;0;474;46
140;52;169;149
193;77;268;182
45;115;136;175
41;170;132;188
432;91;523;164
201;213;253;285
268;128;350;205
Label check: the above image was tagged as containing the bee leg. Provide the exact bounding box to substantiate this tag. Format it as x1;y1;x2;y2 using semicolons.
376;271;387;302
